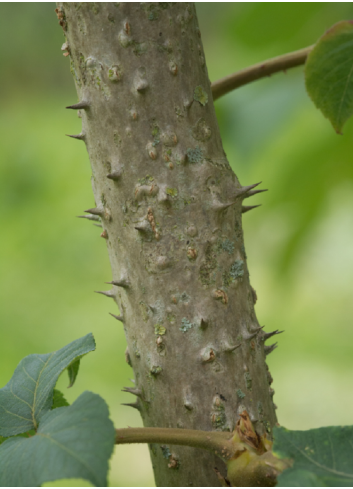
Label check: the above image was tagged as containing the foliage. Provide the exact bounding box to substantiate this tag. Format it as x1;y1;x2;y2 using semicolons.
274;425;353;486
0;335;115;487
306;21;353;134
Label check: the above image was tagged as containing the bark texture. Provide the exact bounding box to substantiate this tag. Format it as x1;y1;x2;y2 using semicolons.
57;3;277;486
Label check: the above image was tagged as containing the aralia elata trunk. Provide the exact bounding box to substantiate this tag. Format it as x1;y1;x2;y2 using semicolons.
57;3;278;486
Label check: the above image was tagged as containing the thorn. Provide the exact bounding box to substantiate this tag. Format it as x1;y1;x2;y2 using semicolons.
244;332;258;340
109;312;124;322
95;290;115;298
77;214;100;222
122;387;142;397
100;230;108;239
136;80;149;92
107;170;122;181
224;343;241;352
264;343;278;356
212;201;235;212
105;278;130;288
234;182;261;198
66;132;85;140
199;318;208;329
134;220;150;232
244;189;268;199
242;205;261;214
184;400;193;410
66;101;90;110
249;325;265;333
93;223;103;228
84;207;104;217
263;330;284;341
121;401;141;411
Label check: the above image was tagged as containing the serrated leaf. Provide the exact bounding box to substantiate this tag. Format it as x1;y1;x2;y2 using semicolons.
52;389;70;409
305;20;353;133
0;391;115;487
274;425;353;486
0;333;95;436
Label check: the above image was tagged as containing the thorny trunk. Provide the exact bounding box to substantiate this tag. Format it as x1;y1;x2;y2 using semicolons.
57;3;277;486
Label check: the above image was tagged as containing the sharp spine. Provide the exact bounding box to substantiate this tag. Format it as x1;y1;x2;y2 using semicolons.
66;132;85;140
212;201;234;211
107;170;122;181
244;188;268;198
199;318;208;329
242;205;261;214
245;332;258;340
263;330;284;341
264;343;278;356
84;207;104;217
224;343;241;352
77;214;100;222
95;290;115;298
122;387;142;397
94;223;103;228
234;182;261;198
109;312;124;322
66;101;90;110
134;220;150;232
106;278;130;288
121;401;141;411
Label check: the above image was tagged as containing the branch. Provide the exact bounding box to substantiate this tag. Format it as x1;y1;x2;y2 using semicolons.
115;427;235;460
211;45;313;101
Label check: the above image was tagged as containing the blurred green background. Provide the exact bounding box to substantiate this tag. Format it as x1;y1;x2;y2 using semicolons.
1;3;353;486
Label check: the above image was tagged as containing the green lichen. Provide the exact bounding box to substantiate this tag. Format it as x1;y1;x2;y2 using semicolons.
194;85;208;106
138;175;154;185
167;313;175;323
166;188;178;197
154;324;166;335
113;132;122;148
220;239;235;255
192;118;212;141
133;340;140;358
160;445;172;459
237;389;245;400
180;291;191;303
263;420;271;433
150;365;162;376
186;146;203;163
229;260;244;280
244;372;252;391
133;42;148;57
199;242;217;286
257;401;264;417
212;405;227;431
180;318;194;332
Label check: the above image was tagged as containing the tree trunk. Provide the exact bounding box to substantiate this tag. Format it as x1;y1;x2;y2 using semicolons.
58;3;277;486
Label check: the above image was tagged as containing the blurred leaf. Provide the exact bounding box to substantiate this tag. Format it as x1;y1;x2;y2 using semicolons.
306;21;353;133
274;425;353;486
0;391;115;487
67;359;80;388
0;334;95;436
52;389;70;409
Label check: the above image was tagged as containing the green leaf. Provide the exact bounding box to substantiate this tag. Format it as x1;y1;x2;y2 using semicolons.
67;359;80;388
305;20;353;134
274;425;353;486
0;333;95;436
0;391;115;487
52;389;70;409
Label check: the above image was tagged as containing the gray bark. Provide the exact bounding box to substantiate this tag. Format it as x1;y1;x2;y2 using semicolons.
58;3;277;486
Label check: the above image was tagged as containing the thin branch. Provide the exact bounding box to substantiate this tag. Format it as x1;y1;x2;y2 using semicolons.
115;427;235;459
211;45;313;101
